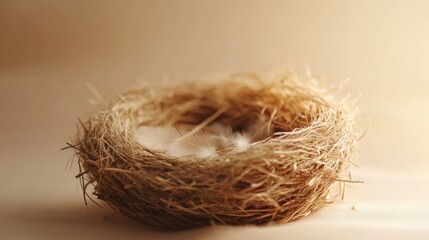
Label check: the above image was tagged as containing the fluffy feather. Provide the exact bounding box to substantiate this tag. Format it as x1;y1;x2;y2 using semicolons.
135;121;268;159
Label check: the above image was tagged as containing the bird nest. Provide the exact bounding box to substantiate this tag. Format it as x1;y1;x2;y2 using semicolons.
70;71;358;230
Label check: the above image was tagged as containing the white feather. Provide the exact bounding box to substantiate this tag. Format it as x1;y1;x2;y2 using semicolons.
231;133;251;152
196;146;218;159
135;125;218;158
134;121;273;159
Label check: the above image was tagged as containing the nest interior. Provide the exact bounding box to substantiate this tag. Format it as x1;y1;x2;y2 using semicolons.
72;71;357;230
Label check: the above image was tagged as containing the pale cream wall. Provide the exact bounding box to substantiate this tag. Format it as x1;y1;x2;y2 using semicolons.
1;1;428;239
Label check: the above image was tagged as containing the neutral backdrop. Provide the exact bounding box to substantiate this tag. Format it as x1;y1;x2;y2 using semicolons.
1;1;428;239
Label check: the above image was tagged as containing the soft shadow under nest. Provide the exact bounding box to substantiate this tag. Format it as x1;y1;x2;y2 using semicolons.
70;71;358;230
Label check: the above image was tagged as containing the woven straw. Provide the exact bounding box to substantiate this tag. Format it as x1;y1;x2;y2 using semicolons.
70;71;358;230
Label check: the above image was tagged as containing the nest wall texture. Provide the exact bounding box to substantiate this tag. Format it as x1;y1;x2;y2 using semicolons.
72;71;358;230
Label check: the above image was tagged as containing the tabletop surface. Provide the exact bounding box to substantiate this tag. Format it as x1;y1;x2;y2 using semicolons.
1;1;428;239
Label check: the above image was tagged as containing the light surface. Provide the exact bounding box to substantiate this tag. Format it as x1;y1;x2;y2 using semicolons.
1;1;428;239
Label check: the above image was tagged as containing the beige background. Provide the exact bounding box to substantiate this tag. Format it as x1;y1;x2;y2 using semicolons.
1;0;428;239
